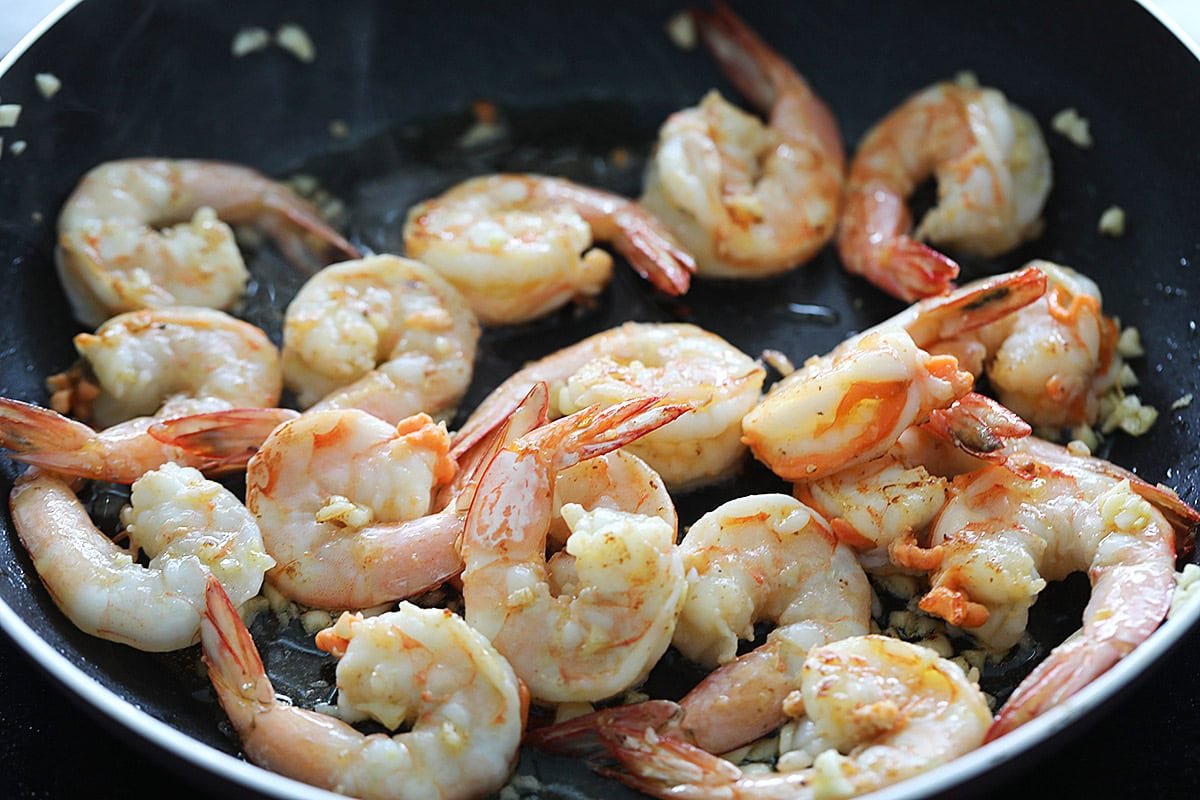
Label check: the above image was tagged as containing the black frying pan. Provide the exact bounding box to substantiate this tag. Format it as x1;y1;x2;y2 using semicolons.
0;1;1198;798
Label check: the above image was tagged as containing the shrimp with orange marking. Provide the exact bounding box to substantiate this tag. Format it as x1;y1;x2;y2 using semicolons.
741;266;1046;482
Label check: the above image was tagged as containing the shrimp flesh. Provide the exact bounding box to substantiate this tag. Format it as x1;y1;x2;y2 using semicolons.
10;463;273;651
200;577;524;800
537;635;990;800
403;173;694;325
837;80;1052;301
453;321;765;489
548;448;677;546
56;158;359;327
282;254;480;424
460;396;691;704
0;397;296;483
245;408;461;609
48;306;283;429
640;2;844;277
741;266;1046;482
885;435;1197;740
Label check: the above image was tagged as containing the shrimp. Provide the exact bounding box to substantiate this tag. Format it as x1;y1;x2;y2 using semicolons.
925;260;1125;432
535;635;990;800
10;463;273;651
402;173;694;325
453;321;765;489
741;266;1046;482
245;408;461;609
55;158;359;327
460;396;692;704
548;448;677;546
668;493;872;753
48;306;283;429
837;80;1052;301
886;436;1198;740
200;577;524;800
0;397;297;483
639;2;844;277
282;254;480;424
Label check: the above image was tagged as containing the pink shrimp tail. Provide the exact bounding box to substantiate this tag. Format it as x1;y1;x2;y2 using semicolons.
149;407;300;473
924;392;1032;460
538;396;693;469
200;575;275;715
0;398;96;469
612;208;695;296
877;236;961;302
597;724;743;800
525;699;682;760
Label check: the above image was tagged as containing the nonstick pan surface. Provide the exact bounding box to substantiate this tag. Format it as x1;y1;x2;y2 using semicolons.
0;1;1198;798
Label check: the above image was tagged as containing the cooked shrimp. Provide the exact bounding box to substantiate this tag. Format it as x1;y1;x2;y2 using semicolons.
48;306;282;429
453;321;765;489
403;173;694;325
667;493;872;753
548;448;677;545
741;267;1046;482
0;397;296;483
200;577;524;800
56;158;359;327
10;463;273;651
246;408;461;609
885;436;1196;740
640;2;844;277
925;260;1124;431
837;80;1052;301
282;254;480;424
461;396;691;704
538;635;990;800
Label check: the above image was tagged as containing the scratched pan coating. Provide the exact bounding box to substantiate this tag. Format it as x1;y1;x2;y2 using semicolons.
0;1;1198;799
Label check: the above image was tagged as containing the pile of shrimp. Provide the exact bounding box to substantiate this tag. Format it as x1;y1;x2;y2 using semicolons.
2;3;1198;800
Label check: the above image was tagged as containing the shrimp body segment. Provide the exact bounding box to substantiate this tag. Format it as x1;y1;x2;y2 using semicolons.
454;321;765;489
461;397;691;704
640;3;844;278
11;464;273;652
56;158;358;327
838;81;1052;301
55;306;283;429
282;254;480;424
403;173;694;325
246;409;459;609
201;578;523;800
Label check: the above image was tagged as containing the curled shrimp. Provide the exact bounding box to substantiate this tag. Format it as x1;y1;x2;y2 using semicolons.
282;254;480;424
537;635;990;800
640;2;844;277
837;80;1052;301
403;173;694;325
453;321;765;489
10;463;273;651
200;577;525;800
245;408;461;609
741;266;1046;482
0;398;297;483
928;260;1125;432
48;306;283;429
461;396;691;704
886;436;1199;740
56;158;359;327
670;493;872;753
